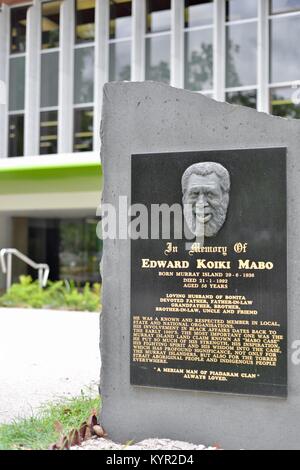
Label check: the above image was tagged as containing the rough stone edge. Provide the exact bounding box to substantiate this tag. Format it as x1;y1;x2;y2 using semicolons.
70;437;219;451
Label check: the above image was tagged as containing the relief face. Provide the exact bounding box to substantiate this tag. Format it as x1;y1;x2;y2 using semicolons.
182;161;230;238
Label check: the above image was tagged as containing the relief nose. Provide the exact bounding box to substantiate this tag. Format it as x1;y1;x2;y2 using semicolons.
197;194;207;206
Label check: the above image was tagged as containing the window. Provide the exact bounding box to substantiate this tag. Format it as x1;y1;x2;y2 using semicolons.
225;0;257;109
41;0;60;49
10;6;27;53
269;2;300;118
73;107;94;152
40;1;60;155
226;0;257;22
185;0;213;27
75;0;95;44
226;23;257;88
8;115;24;158
145;0;171;84
110;0;132;38
59;218;102;284
271;0;300;14
40;52;59;108
109;0;132;81
8;6;28;157
184;1;213;92
27;218;101;284
226;90;257;109
146;0;171;33
270;86;300;118
270;15;300;84
109;41;131;81
40;110;58;154
74;47;94;104
9;56;25;111
73;0;95;152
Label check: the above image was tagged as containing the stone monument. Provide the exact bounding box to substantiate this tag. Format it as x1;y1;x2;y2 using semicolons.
100;81;300;450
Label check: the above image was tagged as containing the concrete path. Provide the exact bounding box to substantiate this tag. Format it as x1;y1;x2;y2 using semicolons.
0;308;100;424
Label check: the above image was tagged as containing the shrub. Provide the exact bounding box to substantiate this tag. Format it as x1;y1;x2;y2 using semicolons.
0;276;101;312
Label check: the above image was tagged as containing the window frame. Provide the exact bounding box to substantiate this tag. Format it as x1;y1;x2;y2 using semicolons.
7;5;29;157
183;0;214;93
108;0;132;82
224;2;258;107
145;0;171;84
39;1;61;156
73;0;96;152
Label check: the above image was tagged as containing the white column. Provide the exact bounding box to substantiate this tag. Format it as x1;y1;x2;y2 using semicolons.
94;0;109;153
0;215;12;290
171;0;184;88
132;0;146;82
24;0;40;157
58;0;75;153
213;0;225;101
257;0;269;113
0;5;9;159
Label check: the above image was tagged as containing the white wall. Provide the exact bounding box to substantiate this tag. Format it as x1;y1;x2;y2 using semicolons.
0;191;100;213
0;5;9;159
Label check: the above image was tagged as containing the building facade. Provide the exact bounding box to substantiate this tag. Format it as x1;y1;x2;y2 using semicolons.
0;0;299;287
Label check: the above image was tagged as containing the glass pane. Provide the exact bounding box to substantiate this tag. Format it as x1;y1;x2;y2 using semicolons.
42;0;60;49
27;219;59;281
184;0;213;28
271;86;300;118
270;16;300;83
271;0;300;14
184;28;213;91
40;110;58;154
9;57;25;111
40;52;59;108
8;114;24;158
110;0;132;39
74;107;94;152
226;22;257;87
109;40;131;81
10;6;28;53
74;47;94;104
226;0;257;21
146;0;171;33
59;219;102;284
145;35;170;83
226;90;257;109
75;0;95;44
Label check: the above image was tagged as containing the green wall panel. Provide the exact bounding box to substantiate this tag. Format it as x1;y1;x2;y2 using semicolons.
0;163;102;195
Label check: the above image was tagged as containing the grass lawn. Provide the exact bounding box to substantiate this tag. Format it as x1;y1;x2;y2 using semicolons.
0;392;101;450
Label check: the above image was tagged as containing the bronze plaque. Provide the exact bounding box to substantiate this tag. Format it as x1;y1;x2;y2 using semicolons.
130;148;287;397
